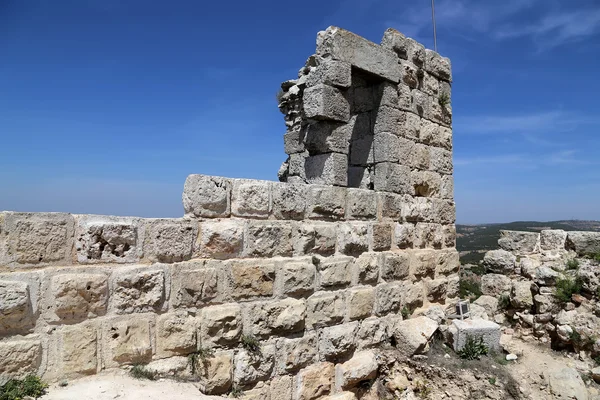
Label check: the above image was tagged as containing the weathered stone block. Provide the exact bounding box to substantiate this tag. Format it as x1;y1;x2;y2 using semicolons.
271;183;307;220
414;223;443;249
245;221;292;257
410;249;437;281
111;267;165;314
353;85;375;112
378;192;403;221
399;59;419;89
304;121;352;155
403;281;425;310
426;278;447;302
51;273;108;320
200;303;242;347
354;253;379;284
412;89;430;119
448;319;501;353
319;322;358;360
375;282;402;315
394;222;415;249
356;316;389;349
198;220;244;259
317;26;400;82
337;222;369;257
199;350;233;395
409;143;431;170
303;84;350;122
229;259;275;299
371;223;392;251
293;222;336;256
284;129;305;154
376;81;399;108
372;132;400;163
279;333;317;372
145;219;196;263
317;256;353;288
156;312;198;357
271;375;293;400
306;291;345;328
3;212;74;265
183;174;231;218
246;298;306;338
397;111;420;140
61;322;97;375
483;249;516;274
498;230;539;255
295;362;334;400
278;261;316;297
76;217;141;264
380;251;410;281
481;274;512;296
435;249;460;277
307;58;352;88
347;286;374;320
540;229;567;251
425;49;451;81
334;350;378;390
346;189;377;220
392;316;438;356
104;316;152;365
0;280;33;334
381;29;424;66
349;136;374;166
231;180;271;218
429;147;453;174
0;338;42;376
234;343;275;386
373;163;412;195
442;224;456;248
373;106;402;135
171;261;219;308
305;153;348;186
511;281;534;309
411;170;441;197
307;186;346;220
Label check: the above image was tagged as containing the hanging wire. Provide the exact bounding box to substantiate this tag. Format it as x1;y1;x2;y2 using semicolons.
431;0;438;52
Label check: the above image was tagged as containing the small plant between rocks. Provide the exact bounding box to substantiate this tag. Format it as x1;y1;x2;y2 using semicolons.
458;336;489;360
229;385;243;398
438;92;450;108
0;375;48;400
401;305;412;319
497;293;511;310
566;258;580;270
130;364;157;381
188;346;215;375
241;334;261;354
555;276;583;303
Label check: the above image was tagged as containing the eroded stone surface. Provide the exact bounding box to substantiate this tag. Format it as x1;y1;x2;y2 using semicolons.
104;317;152;365
0;280;33;333
0;338;42;376
52;273;108;320
76;217;141;264
111;268;165;314
183;175;231;218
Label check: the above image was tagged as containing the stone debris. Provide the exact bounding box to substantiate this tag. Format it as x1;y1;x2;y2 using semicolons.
448;318;501;353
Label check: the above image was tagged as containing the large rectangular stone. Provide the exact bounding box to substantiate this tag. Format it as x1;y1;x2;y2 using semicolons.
448;319;501;353
271;183;307;220
306;58;352;88
51;272;108;321
303;84;350;122
183;174;232;218
61;322;98;375
110;266;166;314
373;163;412;195
103;316;153;366
144;219;196;263
231;179;271;218
317;26;401;83
304;121;352;155
306;291;345;328
293;222;337;256
0;338;42;377
197;220;244;260
200;303;242;347
245;298;306;338
245;221;293;257
171;261;220;308
0;279;35;334
307;186;346;221
228;259;275;299
305;153;348;186
156;311;198;358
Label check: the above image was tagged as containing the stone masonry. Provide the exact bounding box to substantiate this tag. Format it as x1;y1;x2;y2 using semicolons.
0;27;456;398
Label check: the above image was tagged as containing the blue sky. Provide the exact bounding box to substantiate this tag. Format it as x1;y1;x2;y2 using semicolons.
1;0;599;223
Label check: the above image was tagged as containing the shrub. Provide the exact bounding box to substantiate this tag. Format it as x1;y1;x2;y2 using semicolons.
488;377;496;385
130;364;157;381
401;305;411;319
566;259;580;270
230;385;243;398
555;276;583;303
0;375;48;400
458;335;489;360
593;355;600;365
438;92;450;107
241;334;261;354
497;293;511;310
188;346;215;375
459;278;482;301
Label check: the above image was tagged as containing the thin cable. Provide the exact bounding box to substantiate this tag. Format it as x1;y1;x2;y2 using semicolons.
431;0;438;52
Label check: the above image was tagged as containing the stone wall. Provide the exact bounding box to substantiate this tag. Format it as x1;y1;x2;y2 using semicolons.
0;26;457;399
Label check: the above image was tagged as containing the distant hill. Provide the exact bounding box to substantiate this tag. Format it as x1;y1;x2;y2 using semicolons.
456;220;600;264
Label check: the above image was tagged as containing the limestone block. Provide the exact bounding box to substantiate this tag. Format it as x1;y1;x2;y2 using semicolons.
473;295;499;316
392;316;438;356
483;249;516;274
295;361;334;400
403;281;424;310
432;199;455;225
322;393;357;400
305;153;348;186
278;332;317;372
511;281;534;309
354;253;379;285
335;350;378;390
446;275;460;299
239;383;271;400
566;231;600;255
306;58;352;88
372;132;400;163
378;192;403;221
533;294;560;314
307;186;346;220
545;366;588;400
245;221;292;257
234;343;275;386
0;338;42;377
319;322;358;360
373;106;403;136
399;59;419;89
375;282;402;315
442;224;456;248
156;312;198;357
425;49;451;81
75;216;142;264
278;260;316;297
198;219;244;259
435;249;460;277
284;129;305;154
347;286;375;320
103;316;152;365
422;71;440;96
411;170;441;197
272;183;307;220
430;96;452;127
61;322;97;375
51;273;108;320
371;223;392;251
3;212;74;265
111;267;165;314
540;229;567;251
410;249;437;280
200;303;242;347
304;121;352;155
288;152;308;180
346;188;377;220
380;251;410;281
412;89;430;119
498;230;540;255
316;256;353;288
381;29;425;66
183;174;231;218
353;85;375;112
373;163;412;195
231;180;271;218
199;350;233;395
171;261;219;308
480;274;512;296
0;280;33;334
349;136;374;166
144;219;196;263
429;147;453;174
228;259;275;299
410;143;430;170
434;126;453;150
306;291;345;328
376;81;400;108
394;223;415;249
356;316;389;349
337;222;369;257
448;319;501;353
397;111;420;140
271;375;293;400
425;279;447;302
303;84;350;122
293;222;336;256
246;298;306;338
317;26;400;82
